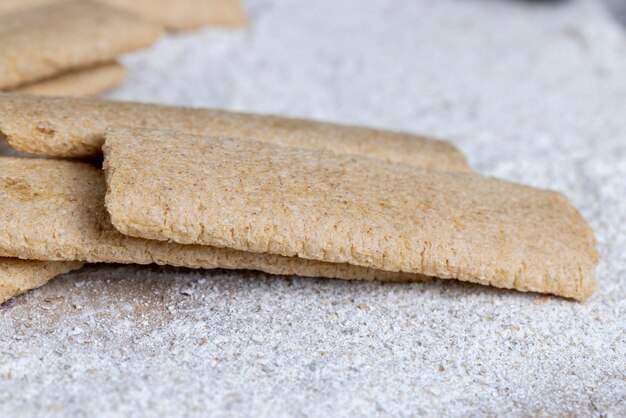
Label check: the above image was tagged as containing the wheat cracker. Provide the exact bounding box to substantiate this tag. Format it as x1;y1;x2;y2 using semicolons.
0;94;470;171
103;127;599;300
0;156;429;284
13;62;127;97
0;0;247;30
0;0;162;89
104;0;248;30
0;258;83;304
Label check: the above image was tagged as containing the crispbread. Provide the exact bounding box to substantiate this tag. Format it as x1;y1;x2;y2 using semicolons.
0;123;83;305
0;258;83;304
103;0;248;30
0;156;428;284
0;95;470;171
0;1;162;90
0;0;247;30
0;0;58;15
103;127;599;300
13;62;127;97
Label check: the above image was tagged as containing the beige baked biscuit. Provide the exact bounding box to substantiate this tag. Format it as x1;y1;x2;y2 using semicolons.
0;258;83;304
104;0;248;30
0;95;470;172
0;1;162;90
13;62;127;97
0;104;85;305
0;156;429;284
103;127;599;300
0;0;60;15
0;0;247;30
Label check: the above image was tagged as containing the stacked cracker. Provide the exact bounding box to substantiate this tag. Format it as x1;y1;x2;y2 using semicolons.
0;0;247;96
0;94;599;303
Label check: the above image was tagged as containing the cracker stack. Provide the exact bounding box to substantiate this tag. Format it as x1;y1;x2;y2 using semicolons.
0;0;247;96
0;94;599;303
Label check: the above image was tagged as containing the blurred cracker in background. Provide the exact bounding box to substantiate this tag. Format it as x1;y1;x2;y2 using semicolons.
0;0;247;30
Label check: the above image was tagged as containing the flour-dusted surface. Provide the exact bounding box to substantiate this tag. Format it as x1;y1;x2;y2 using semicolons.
1;0;625;416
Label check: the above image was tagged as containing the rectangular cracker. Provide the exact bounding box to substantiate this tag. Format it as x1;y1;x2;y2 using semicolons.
0;0;59;15
0;120;83;305
103;127;599;300
0;156;428;284
0;0;247;30
0;0;162;90
0;94;470;172
103;0;248;30
0;258;83;304
12;62;127;97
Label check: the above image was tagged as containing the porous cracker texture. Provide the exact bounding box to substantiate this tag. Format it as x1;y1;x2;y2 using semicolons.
103;126;598;300
0;94;469;171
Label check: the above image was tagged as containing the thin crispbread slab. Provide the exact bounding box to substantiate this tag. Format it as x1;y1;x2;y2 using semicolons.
0;258;83;304
0;95;470;172
0;123;82;305
103;127;599;300
0;0;247;30
0;156;429;284
0;0;59;15
0;1;162;90
12;62;127;97
104;0;248;30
